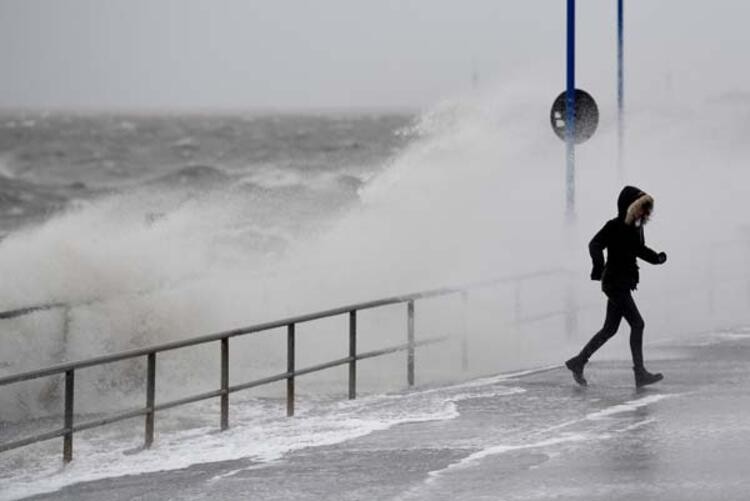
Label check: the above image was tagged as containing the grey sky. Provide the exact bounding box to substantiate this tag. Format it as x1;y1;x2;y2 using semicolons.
0;0;749;111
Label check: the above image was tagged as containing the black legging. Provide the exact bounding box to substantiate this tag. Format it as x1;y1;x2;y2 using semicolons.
578;286;645;368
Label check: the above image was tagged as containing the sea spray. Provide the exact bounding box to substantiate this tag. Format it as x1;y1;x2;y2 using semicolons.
1;84;750;418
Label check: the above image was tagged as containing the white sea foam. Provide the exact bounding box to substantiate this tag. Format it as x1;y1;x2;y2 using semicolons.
418;392;678;490
427;432;592;483
1;77;750;498
585;393;676;421
0;379;525;500
540;393;677;436
615;418;657;433
412;365;558;398
2;80;749;426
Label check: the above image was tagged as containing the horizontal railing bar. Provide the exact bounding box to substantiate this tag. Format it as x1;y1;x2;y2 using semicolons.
71;408;149;434
0;333;450;455
0;303;66;320
0;269;567;387
515;310;569;325
505;302;602;326
228;372;293;394
0;407;153;454
0;338;449;453
0;269;567;324
293;356;354;378
356;336;448;362
152;390;224;413
404;269;570;302
0;427;68;453
0;393;224;454
226;336;451;393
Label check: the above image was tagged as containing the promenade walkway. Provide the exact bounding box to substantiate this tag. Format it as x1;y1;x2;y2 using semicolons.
20;328;750;500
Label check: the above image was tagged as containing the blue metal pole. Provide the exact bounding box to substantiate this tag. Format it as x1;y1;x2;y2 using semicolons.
566;0;576;221
617;0;625;182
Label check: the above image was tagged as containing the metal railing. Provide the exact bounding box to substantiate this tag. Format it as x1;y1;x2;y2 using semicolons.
5;238;748;464
0;302;66;321
0;269;569;463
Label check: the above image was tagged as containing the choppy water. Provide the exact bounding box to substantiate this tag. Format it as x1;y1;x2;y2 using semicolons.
0;113;412;235
2;89;750;500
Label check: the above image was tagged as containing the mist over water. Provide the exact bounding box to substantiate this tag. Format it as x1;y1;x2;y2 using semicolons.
0;81;749;424
0;82;749;501
1;1;749;497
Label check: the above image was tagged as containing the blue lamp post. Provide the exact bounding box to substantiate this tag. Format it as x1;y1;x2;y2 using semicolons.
551;0;598;221
617;0;625;182
566;0;576;221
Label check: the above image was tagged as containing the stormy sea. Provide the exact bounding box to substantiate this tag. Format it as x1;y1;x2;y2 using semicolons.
0;113;412;240
2;90;750;499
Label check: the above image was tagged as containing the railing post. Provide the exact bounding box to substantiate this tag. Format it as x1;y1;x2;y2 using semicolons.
348;311;356;400
62;306;72;349
287;324;295;416
221;338;229;430
565;277;578;339
145;352;156;448
407;301;415;387
461;291;469;372
63;369;74;464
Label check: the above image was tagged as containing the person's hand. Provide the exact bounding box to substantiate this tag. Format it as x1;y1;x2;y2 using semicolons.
657;252;667;264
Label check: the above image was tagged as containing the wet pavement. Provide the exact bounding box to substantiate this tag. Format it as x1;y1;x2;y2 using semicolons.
21;332;750;500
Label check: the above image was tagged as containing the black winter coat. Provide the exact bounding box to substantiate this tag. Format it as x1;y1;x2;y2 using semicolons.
589;186;665;291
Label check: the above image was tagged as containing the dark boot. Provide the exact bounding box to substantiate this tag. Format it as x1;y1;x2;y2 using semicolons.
565;356;588;387
633;366;663;388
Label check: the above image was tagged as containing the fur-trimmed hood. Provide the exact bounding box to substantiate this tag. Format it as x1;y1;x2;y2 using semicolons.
617;185;654;225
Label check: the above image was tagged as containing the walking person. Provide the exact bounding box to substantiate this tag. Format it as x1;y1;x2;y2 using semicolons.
566;186;667;387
